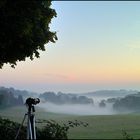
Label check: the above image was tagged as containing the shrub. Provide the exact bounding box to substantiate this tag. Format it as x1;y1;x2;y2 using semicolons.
122;130;133;140
37;119;88;139
0;117;88;139
0;117;26;140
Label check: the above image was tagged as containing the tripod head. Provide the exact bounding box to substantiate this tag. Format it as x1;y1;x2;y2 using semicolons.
25;98;40;113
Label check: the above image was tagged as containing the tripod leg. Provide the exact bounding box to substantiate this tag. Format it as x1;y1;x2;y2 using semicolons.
30;114;36;140
15;114;27;140
27;113;33;139
31;115;36;140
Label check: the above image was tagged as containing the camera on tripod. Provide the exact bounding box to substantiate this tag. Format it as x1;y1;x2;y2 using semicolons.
25;98;40;113
15;97;40;140
26;98;40;106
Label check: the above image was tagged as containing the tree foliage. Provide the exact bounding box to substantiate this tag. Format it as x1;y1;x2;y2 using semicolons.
113;94;140;112
0;117;88;139
0;0;57;68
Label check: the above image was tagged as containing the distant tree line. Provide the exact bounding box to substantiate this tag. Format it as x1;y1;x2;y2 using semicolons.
113;93;140;112
0;89;23;107
2;86;140;112
39;92;94;105
0;87;94;106
99;92;140;112
0;86;36;98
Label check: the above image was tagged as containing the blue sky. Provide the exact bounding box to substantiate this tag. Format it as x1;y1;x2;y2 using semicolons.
0;1;140;93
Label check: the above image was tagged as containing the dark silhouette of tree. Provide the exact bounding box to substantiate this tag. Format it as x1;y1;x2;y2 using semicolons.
0;0;57;68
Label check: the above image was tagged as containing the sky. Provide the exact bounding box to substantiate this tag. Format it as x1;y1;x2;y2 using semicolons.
1;1;140;93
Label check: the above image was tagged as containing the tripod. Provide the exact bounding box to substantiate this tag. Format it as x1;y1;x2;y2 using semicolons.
15;105;36;140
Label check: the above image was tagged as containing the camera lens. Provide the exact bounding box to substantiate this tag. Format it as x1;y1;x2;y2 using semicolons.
34;98;40;104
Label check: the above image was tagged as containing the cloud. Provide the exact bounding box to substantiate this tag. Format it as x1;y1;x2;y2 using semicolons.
44;73;69;80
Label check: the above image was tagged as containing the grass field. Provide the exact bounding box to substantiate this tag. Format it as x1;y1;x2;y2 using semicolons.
0;106;140;139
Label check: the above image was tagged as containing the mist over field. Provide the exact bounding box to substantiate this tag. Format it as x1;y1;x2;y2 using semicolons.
38;90;139;115
38;95;122;116
38;101;116;115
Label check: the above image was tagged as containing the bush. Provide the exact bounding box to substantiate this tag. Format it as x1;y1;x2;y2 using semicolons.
122;130;133;140
0;117;26;140
37;119;88;139
0;117;88;139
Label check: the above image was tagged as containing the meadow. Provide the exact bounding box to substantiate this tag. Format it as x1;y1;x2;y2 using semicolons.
0;106;140;139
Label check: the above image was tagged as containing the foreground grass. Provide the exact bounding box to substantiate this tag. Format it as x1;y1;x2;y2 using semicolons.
67;114;140;139
0;106;140;139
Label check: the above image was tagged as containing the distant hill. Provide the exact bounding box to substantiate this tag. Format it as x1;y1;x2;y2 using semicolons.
83;90;139;97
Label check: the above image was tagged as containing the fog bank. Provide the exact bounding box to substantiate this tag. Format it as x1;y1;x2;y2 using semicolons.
38;101;117;116
38;92;139;115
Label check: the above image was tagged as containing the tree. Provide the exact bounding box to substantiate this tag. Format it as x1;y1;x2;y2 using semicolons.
0;0;57;68
99;100;106;107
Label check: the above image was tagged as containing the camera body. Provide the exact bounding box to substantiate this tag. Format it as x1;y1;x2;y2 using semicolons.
26;97;40;106
25;98;40;113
